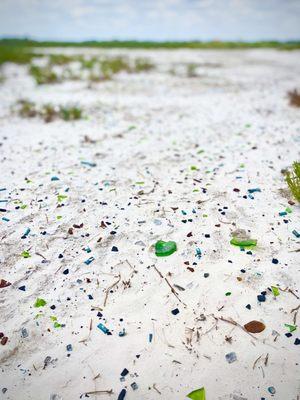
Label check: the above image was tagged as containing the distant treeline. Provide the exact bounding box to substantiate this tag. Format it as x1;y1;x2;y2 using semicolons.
1;37;300;50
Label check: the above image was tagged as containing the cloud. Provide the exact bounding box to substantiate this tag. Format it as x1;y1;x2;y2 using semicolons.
0;0;299;40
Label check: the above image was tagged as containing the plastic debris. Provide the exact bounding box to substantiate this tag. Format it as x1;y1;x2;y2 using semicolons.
257;294;266;302
244;320;266;333
120;368;129;377
81;161;96;167
248;188;261;193
154;240;177;256
21;228;30;239
271;286;280;296
117;389;126;400
131;382;138;390
268;386;276;395
34;298;47;308
187;387;206;400
21;328;28;338
225;352;237;363
195;247;202;259
230;238;257;248
97;323;111;335
21;250;31;258
84;257;95;265
284;324;297;333
279;211;287;216
292;230;300;238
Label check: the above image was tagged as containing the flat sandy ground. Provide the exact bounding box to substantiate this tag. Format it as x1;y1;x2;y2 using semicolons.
0;48;300;400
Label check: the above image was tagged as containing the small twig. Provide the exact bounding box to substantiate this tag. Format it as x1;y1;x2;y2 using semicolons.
290;304;300;324
91;305;103;311
264;353;269;366
103;274;121;307
153;266;186;306
35;252;47;260
291;304;300;313
85;390;113;395
79;318;93;343
153;384;161;395
253;354;262;370
279;287;300;300
215;315;258;341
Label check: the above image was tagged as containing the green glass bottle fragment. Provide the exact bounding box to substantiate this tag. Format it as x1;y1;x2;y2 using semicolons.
230;237;257;248
155;240;177;257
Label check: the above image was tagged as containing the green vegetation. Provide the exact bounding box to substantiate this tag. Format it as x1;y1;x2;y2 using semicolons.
48;53;76;65
1;38;300;50
0;44;40;65
286;161;300;202
59;105;83;121
15;99;84;122
27;54;154;84
186;63;198;77
134;58;155;72
17;99;38;118
29;65;59;84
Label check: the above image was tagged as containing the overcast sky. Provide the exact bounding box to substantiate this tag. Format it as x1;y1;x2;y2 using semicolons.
0;0;300;41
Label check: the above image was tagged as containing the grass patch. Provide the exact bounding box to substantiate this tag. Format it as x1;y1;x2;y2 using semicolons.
48;54;77;66
28;55;155;84
2;38;300;50
288;89;300;107
186;63;198;78
15;100;84;122
29;65;59;85
17;99;38;118
0;45;41;65
133;58;155;72
59;105;83;121
286;161;300;202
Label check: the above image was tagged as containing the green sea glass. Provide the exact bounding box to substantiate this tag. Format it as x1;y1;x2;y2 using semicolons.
155;240;177;257
230;237;257;248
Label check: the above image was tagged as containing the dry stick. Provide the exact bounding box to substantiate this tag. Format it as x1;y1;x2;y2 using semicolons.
201;321;218;338
253;354;263;370
279;287;300;300
35;252;47;260
85;390;113;395
153;266;186;306
264;353;269;366
153;384;161;395
103;274;121;307
125;259;137;279
79;318;93;343
291;304;300;313
91;305;103;311
215;315;258;341
291;304;300;324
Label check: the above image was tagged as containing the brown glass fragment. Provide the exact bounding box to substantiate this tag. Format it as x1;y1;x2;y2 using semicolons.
244;320;266;333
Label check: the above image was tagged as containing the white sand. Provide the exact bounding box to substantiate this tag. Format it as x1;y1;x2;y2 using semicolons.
0;49;300;400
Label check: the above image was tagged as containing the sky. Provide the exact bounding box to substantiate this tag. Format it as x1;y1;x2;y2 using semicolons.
0;0;300;42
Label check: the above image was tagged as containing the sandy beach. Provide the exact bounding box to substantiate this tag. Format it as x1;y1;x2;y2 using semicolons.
0;48;300;400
